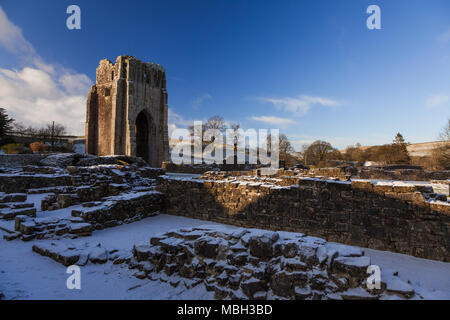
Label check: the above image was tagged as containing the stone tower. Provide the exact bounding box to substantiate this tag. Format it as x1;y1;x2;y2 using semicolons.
85;55;169;167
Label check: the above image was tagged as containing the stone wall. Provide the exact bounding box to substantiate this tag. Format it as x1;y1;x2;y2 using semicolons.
161;162;259;174
0;173;74;193
356;167;450;181
304;167;450;182
0;154;46;167
157;176;450;262
199;166;450;182
12;215;93;241
71;191;164;230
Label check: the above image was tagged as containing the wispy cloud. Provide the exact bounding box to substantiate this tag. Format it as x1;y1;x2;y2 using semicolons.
0;6;92;135
256;95;340;116
426;94;449;108
438;28;450;43
192;93;212;108
168;108;198;127
168;108;205;137
251;115;295;128
0;7;34;55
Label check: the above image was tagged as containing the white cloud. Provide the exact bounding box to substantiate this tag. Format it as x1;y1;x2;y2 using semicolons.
426;94;449;108
0;6;92;135
192;93;212;108
59;73;92;96
251;115;295;128
0;67;90;135
256;95;339;116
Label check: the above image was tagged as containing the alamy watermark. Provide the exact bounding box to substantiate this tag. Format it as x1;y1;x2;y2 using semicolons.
65;5;380;31
66;5;81;30
366;265;381;290
66;265;81;290
367;5;381;30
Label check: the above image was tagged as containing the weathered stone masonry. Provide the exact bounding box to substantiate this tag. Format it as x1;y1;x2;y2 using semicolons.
86;55;169;167
157;176;450;262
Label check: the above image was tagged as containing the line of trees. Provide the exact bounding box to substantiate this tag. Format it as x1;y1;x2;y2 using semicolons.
182;114;450;170
12;121;67;147
0;107;69;153
340;133;410;165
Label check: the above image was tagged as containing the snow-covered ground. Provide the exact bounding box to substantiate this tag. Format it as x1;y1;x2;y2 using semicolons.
0;213;449;300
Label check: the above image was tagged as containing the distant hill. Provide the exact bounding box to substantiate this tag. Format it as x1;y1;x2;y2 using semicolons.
406;141;445;157
340;141;447;157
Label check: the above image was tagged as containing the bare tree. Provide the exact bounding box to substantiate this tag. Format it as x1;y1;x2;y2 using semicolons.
304;140;339;166
432;119;450;169
279;133;294;156
205;115;227;132
9;121;67;151
11;122;66;139
439;118;450;141
188;115;227;135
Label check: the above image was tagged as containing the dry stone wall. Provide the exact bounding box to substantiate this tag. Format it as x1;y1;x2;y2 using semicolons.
198;166;450;182
157;176;450;262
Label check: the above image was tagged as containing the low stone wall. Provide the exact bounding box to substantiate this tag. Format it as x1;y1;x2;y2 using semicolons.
157;176;450;262
161;162;258;174
7;191;164;241
11;215;93;241
32;241;128;266
200;167;450;182
0;173;74;193
356;168;450;181
71;191;164;230
0;154;46;168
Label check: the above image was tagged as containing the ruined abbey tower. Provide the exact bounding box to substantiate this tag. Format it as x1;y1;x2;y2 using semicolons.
85;55;169;167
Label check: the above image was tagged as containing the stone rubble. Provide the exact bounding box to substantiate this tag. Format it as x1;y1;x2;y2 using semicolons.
126;226;420;300
32;241;131;266
0;192;36;220
11;215;93;241
0;154;166;241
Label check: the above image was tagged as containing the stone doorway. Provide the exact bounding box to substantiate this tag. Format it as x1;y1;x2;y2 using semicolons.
135;111;150;163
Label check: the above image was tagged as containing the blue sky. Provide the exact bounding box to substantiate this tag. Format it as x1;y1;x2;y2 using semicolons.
0;0;449;150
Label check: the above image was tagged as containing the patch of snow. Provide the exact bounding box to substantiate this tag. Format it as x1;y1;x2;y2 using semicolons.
0;214;449;300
